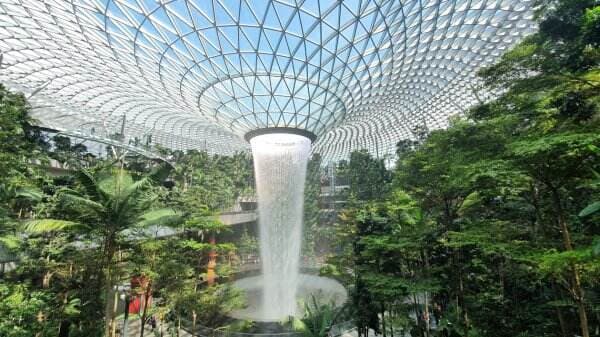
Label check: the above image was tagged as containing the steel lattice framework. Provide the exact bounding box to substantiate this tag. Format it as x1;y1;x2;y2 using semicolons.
0;0;536;161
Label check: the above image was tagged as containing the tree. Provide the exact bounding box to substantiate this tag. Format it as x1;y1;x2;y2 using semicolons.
347;150;390;202
304;154;322;260
0;84;255;336
50;135;89;166
0;282;59;337
0;84;49;180
166;149;253;212
472;3;600;334
24;165;179;337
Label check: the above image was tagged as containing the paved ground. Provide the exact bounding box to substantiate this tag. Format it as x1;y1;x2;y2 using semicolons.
117;318;364;337
117;318;194;337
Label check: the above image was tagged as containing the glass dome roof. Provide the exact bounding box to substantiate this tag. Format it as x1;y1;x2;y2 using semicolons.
0;0;536;161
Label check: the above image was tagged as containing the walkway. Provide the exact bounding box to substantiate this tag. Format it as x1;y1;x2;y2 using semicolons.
117;318;193;337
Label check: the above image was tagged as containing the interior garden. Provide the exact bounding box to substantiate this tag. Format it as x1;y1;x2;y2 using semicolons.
0;0;599;337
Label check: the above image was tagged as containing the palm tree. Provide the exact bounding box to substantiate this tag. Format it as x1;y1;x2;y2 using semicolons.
24;163;179;337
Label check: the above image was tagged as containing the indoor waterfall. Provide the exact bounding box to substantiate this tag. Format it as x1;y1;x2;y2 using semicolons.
250;133;311;320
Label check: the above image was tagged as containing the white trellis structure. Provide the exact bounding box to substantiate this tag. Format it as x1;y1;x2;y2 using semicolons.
0;0;536;161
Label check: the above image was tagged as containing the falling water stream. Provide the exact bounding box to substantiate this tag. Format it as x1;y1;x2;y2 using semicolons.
250;133;311;320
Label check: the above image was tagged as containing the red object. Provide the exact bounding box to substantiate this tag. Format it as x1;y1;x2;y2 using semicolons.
129;275;153;314
131;275;149;291
129;297;141;314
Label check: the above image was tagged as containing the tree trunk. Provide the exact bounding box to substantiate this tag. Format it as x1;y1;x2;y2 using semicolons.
459;272;469;337
207;234;217;285
498;260;505;299
42;271;53;288
58;320;71;337
530;182;543;236
103;271;118;337
551;282;568;337
103;236;117;337
550;187;590;337
570;257;589;337
111;286;119;337
412;293;419;321
381;302;386;337
103;278;113;337
43;255;52;288
123;296;130;337
189;165;194;188
555;307;568;337
139;282;152;337
595;311;599;336
192;311;197;336
424;292;430;337
453;217;469;337
422;251;431;337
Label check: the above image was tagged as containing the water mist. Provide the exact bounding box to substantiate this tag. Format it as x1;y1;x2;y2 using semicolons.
250;133;311;320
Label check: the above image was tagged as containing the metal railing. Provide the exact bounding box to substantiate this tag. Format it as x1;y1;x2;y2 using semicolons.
191;324;302;337
184;321;355;337
327;321;356;337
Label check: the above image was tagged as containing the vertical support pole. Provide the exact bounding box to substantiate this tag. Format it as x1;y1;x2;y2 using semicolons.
122;295;130;337
120;114;126;142
329;162;336;212
207;235;217;285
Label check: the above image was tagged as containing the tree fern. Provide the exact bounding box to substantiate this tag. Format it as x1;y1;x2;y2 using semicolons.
135;209;180;228
24;219;82;233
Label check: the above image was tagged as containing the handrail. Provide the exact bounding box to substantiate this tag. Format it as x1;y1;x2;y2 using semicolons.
181;320;355;337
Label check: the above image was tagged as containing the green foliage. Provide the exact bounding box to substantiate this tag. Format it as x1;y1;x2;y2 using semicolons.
166;149;254;212
0;282;58;337
238;228;259;257
579;201;600;217
192;284;246;327
0;85;249;337
579;167;600;217
2;1;599;336
0;234;20;250
0;85;49;226
50;135;89;166
583;6;600;45
136;208;180;228
297;295;344;337
303;154;322;259
24;219;81;233
0;84;48;179
347;149;391;201
27;166;182;245
327;2;600;337
537;247;600;279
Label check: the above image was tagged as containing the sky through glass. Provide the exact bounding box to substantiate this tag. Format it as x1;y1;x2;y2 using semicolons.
0;0;536;161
